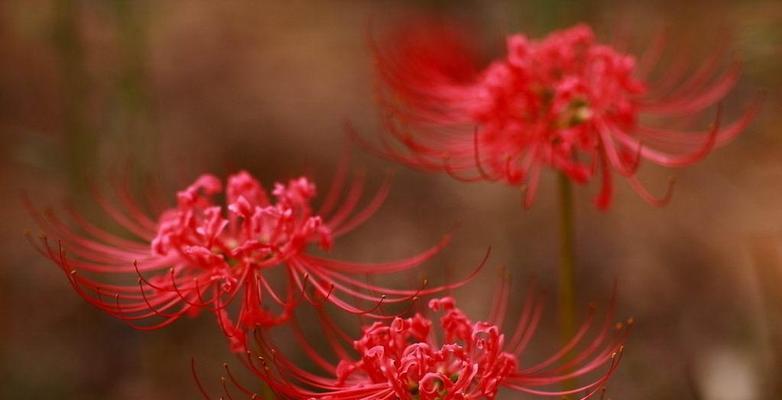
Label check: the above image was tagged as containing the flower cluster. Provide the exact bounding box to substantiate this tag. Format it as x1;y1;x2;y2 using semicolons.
29;168;471;351
210;290;627;399
28;19;753;399
367;23;757;208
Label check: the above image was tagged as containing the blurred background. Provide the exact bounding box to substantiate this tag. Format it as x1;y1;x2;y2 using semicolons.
1;0;781;399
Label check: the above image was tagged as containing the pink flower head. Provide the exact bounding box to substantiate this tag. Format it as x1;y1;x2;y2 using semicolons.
28;168;479;351
363;22;759;208
205;286;628;399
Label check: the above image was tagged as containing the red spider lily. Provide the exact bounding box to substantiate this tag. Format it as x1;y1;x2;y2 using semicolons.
196;283;629;399
361;22;759;208
27;166;480;351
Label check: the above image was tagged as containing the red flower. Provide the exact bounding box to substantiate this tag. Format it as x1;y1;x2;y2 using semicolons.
28;168;478;351
363;22;758;208
202;287;629;399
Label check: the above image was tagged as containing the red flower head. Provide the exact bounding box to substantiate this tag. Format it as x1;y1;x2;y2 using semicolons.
364;22;759;208
201;285;629;399
28;167;479;351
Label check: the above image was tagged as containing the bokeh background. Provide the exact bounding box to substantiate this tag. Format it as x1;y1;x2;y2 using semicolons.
2;0;781;399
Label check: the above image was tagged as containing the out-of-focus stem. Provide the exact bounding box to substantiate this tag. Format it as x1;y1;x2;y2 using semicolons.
558;172;576;343
111;0;157;177
259;382;276;399
54;0;93;196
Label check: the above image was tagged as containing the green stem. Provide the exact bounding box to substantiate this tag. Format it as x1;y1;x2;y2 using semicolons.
111;0;157;175
260;382;276;399
557;173;577;398
54;0;93;198
557;173;576;342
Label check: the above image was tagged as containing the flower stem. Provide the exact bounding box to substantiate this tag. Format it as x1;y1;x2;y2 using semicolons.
557;173;576;343
260;382;276;399
557;173;577;398
54;0;94;198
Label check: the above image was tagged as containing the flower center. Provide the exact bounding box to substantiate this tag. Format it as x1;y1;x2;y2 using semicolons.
561;98;593;128
151;173;332;281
